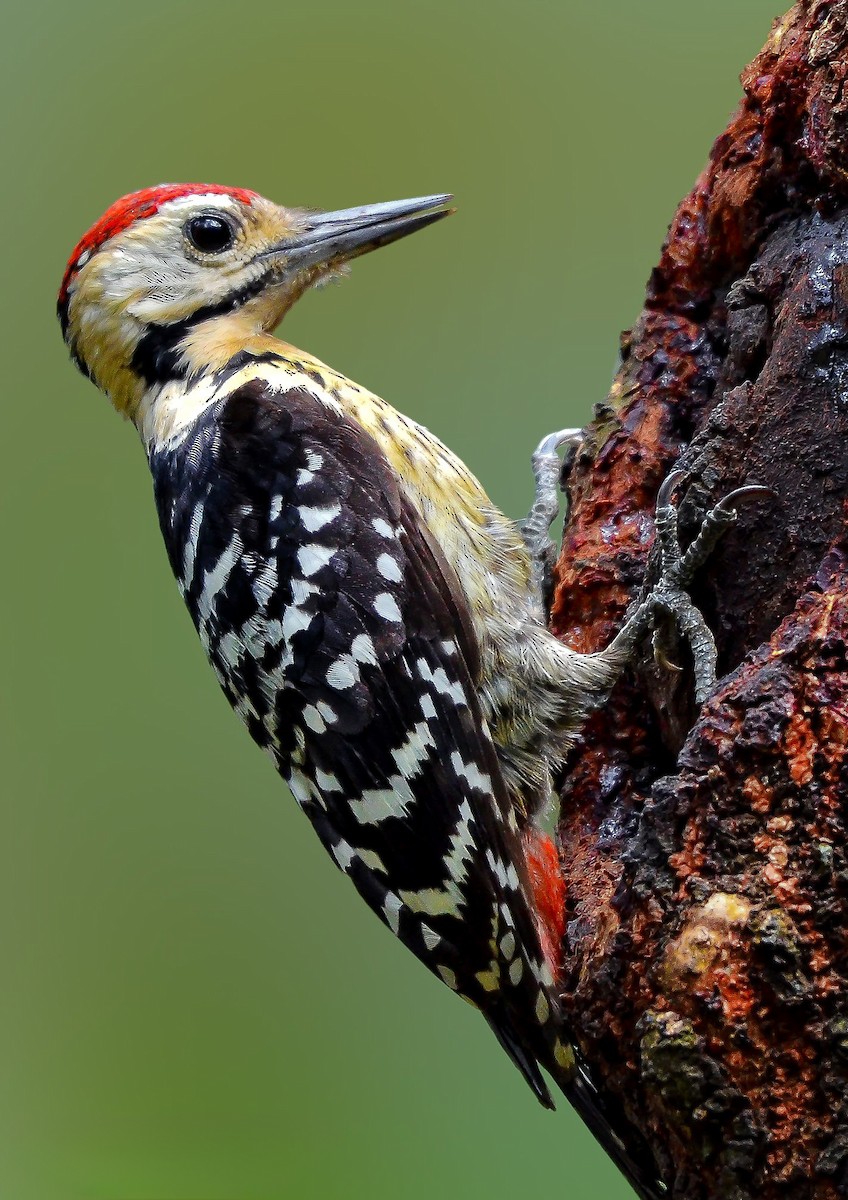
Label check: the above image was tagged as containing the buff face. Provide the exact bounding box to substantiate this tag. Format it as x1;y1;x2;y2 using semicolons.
59;185;453;419
61;187;314;414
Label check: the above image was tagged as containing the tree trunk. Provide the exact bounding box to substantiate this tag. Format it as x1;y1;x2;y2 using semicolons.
554;4;848;1196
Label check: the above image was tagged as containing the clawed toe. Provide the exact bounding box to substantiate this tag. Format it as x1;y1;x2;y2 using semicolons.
532;428;583;463
606;470;772;705
651;472;771;699
651;628;684;674
711;484;775;517
523;428;586;594
655;468;687;512
678;479;771;585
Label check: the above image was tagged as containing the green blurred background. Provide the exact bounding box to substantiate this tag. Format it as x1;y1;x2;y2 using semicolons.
2;2;779;1196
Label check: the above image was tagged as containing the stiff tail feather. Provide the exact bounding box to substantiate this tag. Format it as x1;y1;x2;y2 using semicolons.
554;1038;667;1200
486;1011;555;1110
489;1009;665;1200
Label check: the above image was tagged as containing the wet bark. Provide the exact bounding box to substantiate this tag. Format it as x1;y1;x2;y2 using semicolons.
553;4;848;1196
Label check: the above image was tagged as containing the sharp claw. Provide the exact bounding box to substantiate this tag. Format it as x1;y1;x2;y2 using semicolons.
654;646;683;673
656;468;687;510
533;428;583;459
616;474;771;705
713;483;774;515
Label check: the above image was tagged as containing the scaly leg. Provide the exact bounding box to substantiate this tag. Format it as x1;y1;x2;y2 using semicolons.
520;428;582;594
604;472;771;703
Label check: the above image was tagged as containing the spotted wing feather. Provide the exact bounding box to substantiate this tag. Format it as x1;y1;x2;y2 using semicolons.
151;378;560;1099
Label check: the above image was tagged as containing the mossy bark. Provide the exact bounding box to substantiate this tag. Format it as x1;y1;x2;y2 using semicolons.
554;4;848;1195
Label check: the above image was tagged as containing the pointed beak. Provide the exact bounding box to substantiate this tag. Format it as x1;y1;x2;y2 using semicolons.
263;194;454;272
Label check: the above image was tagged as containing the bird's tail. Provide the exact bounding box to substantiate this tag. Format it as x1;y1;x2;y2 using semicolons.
486;1010;556;1109
487;1006;665;1199
551;1035;667;1200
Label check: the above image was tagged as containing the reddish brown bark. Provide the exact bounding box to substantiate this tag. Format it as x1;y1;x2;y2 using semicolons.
554;4;848;1196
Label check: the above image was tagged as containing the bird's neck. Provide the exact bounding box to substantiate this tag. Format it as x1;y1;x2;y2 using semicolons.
136;335;534;656
134;327;297;450
90;298;291;432
134;331;500;590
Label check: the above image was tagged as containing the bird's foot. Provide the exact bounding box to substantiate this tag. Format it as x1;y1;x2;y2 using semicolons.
611;471;771;704
520;428;582;594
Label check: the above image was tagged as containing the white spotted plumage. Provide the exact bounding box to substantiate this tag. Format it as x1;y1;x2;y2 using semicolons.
59;183;667;1200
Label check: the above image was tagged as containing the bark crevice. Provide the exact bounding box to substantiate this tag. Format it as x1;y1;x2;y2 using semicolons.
554;5;848;1195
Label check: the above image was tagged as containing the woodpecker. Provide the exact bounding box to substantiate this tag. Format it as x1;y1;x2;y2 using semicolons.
59;183;753;1198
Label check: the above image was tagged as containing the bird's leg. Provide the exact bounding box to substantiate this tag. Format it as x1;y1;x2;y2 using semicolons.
521;428;582;595
602;472;771;704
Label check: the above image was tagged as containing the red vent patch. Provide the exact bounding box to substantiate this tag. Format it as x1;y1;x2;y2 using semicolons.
523;829;566;979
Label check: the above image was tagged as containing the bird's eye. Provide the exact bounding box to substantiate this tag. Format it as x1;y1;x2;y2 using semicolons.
185;214;235;254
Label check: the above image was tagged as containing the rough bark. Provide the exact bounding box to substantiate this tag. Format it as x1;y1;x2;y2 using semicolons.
553;4;848;1197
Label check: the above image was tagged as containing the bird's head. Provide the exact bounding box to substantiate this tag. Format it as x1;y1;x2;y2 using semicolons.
58;183;453;422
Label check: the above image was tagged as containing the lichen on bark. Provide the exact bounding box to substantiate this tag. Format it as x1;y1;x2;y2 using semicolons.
553;4;848;1196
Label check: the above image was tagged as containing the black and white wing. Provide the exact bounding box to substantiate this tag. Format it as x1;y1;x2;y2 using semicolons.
152;378;562;1102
